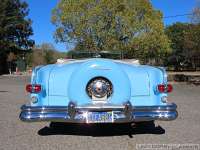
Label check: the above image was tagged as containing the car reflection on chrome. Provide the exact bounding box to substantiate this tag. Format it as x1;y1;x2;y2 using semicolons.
19;58;177;125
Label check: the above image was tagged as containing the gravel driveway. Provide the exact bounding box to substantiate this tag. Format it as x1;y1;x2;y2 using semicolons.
0;76;199;150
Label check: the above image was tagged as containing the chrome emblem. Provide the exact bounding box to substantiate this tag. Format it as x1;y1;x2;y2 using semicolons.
86;77;113;99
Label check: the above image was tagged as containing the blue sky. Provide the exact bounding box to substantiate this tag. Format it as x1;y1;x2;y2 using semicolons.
26;0;198;52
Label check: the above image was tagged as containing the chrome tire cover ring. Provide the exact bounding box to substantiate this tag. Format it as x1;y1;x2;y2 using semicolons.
86;77;113;98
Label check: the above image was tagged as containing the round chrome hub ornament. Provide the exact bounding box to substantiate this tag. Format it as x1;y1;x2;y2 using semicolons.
86;77;113;99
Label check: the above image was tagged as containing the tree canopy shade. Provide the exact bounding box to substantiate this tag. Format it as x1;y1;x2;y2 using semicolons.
52;0;170;59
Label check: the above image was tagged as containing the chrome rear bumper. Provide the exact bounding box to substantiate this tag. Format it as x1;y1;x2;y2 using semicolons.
19;102;178;123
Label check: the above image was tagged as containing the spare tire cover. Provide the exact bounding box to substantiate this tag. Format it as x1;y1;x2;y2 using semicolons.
68;59;131;105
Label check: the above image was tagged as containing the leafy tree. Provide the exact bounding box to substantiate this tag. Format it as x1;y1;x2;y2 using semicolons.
26;49;45;67
40;43;56;51
40;43;56;64
165;22;200;70
26;43;65;67
166;23;189;50
0;0;34;73
184;24;200;69
52;0;170;60
165;23;190;70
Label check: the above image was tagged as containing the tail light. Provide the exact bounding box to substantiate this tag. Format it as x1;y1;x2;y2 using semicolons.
26;84;41;93
167;84;173;93
157;84;173;93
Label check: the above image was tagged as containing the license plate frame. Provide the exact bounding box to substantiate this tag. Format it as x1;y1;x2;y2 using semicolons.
86;111;114;123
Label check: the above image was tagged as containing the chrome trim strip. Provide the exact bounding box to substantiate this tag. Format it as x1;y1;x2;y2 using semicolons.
157;67;168;84
19;103;178;123
31;65;44;84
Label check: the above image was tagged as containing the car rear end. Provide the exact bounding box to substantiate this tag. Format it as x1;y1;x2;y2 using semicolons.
20;59;178;123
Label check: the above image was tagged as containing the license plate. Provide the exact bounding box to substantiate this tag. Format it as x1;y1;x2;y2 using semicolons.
87;112;113;123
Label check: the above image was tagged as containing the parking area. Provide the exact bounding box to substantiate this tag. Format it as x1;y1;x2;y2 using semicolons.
0;76;199;150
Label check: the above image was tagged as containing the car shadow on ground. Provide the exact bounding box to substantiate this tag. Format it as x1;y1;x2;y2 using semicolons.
38;122;165;138
0;91;8;93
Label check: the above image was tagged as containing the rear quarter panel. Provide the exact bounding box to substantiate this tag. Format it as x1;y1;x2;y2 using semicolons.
118;63;167;106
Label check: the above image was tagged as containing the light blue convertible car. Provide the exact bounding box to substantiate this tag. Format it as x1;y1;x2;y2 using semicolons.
20;52;177;124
